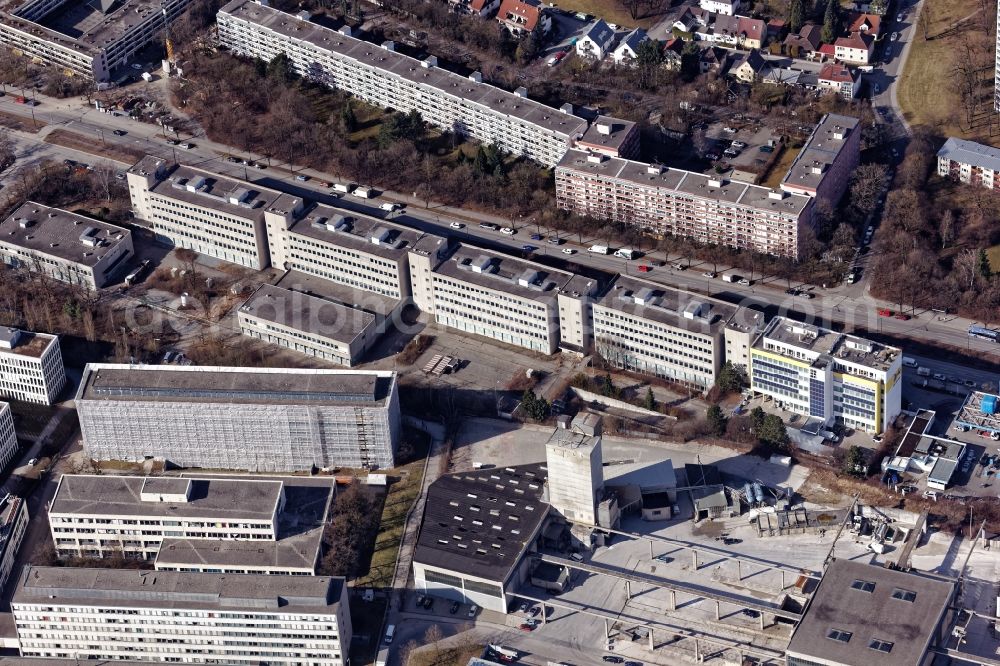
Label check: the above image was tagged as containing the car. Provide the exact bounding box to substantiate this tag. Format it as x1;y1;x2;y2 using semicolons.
27;458;38;466
702;271;717;279
547;236;564;245
449;601;460;614
546;51;567;67
624;662;643;666
518;601;529;613
731;140;747;150
738;278;751;286
785;288;800;296
654;554;674;563
636;264;651;272
522;245;537;253
319;181;331;188
897;13;904;21
847;271;858;284
226;156;240;163
883;47;891;59
422;596;433;609
603;657;624;664
922;490;939;501
180;142;195;149
898;484;917;495
112;129;127;136
295;174;309;182
530;233;543;241
722;537;742;545
742;609;761;618
877;308;893;317
115;172;125;180
801;292;815;299
964;379;977;388
723;148;740;157
562;248;577;255
704;152;720;161
468;604;478;618
933;373;946;381
723;126;736;133
519;623;536;632
253;162;266;169
131;63;143;70
872;434;883;444
528;606;541;618
479;222;499;231
449;222;465;229
166;139;179;145
894;313;911;320
759;145;775;153
954;424;970;432
500;227;516;235
415;594;425;606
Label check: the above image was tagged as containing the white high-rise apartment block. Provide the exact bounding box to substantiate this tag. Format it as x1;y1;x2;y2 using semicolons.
75;364;401;470
592;276;741;390
0;0;196;81
127;155;304;269
13;567;352;665
216;0;588;167
750;317;903;434
0;402;18;473
0;327;66;405
0;203;134;289
424;244;597;354
49;474;333;574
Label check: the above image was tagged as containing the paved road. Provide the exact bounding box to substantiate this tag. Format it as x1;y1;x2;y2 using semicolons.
1;90;997;360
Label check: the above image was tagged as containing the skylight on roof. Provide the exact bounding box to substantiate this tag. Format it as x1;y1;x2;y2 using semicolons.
891;588;916;602
827;629;852;643
850;579;875;593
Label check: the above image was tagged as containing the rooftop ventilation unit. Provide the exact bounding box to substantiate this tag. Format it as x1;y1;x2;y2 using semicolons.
338;25;352;37
683;300;709;320
517;269;540;287
421;55;438;69
186;176;206;192
514;86;528;98
587;153;606;164
560;102;574;115
470;255;493;273
381;40;395;51
596;123;611;135
16;218;33;229
79;227;100;247
647;164;663;175
469;71;483;83
633;287;656;306
845;338;873;353
708;177;724;187
769;190;787;200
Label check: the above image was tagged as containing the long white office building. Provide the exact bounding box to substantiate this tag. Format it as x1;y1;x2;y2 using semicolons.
0;402;18;474
0;327;66;406
0;0;196;81
592;276;741;390
12;567;352;665
0;203;134;289
0;494;27;594
750;317;903;434
75;364;401;470
217;0;588;167
423;244;597;355
127;155;303;269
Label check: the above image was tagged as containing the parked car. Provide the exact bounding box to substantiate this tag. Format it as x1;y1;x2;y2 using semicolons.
759;145;774;153
112;129;127;136
500;227;516;235
468;604;478;618
449;601;460;614
731;140;747;150
877;308;893;317
27;458;38;466
898;485;917;495
530;233;544;241
702;271;717;279
894;313;911;320
450;222;464;229
562;248;577;255
704;152;720;161
891;31;899;40
933;373;946;381
785;288;800;296
519;623;536;632
521;245;537;253
637;264;651;272
603;657;624;664
738;278;752;286
528;606;540;618
800;292;815;299
547;236;564;245
479;222;499;231
546;51;567;66
518;601;529;613
295;174;309;181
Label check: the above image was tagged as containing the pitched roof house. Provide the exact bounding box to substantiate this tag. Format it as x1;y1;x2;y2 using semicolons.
834;31;874;64
577;19;617;60
612;28;649;66
497;0;552;36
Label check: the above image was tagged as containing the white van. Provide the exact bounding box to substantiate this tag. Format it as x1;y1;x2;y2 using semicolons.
333;182;355;194
613;248;637;260
902;357;917;368
383;624;395;644
352;186;374;199
722;274;740;283
569;552;584;562
916;367;931;377
588;245;610;255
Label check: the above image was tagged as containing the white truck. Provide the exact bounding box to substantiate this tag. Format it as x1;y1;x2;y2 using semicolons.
916;367;931;377
489;645;518;660
588;244;610;255
614;248;638;260
333;182;355;194
722;273;741;283
352;186;375;199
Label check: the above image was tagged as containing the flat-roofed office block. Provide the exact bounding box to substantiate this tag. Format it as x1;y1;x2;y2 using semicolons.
0;327;66;405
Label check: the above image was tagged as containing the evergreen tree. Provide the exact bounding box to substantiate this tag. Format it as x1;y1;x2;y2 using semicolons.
717;362;744;393
788;0;804;33
643;386;657;411
680;40;701;82
844;445;867;477
340;104;357;133
976;248;993;279
707;405;727;435
821;0;838;44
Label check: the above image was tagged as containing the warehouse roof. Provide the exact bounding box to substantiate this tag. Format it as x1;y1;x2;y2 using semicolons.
0;202;131;268
786;559;954;666
13;566;344;614
414;463;549;582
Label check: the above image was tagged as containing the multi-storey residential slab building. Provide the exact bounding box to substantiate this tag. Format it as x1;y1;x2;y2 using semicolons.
0;203;133;289
555;152;813;258
75;364;401;470
749;317;903;434
264;203;447;304
424;244;597;354
0;0;195;81
0;327;66;405
0;403;15;473
936;137;1000;190
216;0;588;167
12;567;352;665
239;271;401;366
780;113;860;209
0;494;27;595
49;474;333;574
592;276;740;390
127;155;303;269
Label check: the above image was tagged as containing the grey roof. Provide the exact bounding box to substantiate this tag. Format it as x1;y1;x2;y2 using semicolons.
76;364;396;405
287;203;446;263
435;243;581;305
595;275;739;336
781;113;859;193
0;327;57;358
0;202;131;267
786;559;954;666
937;137;1000;172
50;474;283;521
758;317;900;372
616;27;647;53
220;0;588;139
603;458;676;493
413;463;549;582
557;150;812;218
13;566;344;615
576;115;637;153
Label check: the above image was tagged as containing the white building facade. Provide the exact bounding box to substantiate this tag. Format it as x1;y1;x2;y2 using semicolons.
75;364;401;470
750;317;903;434
0;402;18;473
12;567;352;665
216;0;588;167
0;327;66;405
937;137;1000;191
0;494;27;594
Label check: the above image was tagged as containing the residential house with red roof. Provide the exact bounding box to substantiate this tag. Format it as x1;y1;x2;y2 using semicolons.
834;31;874;64
818;63;859;99
496;0;552;36
447;0;501;16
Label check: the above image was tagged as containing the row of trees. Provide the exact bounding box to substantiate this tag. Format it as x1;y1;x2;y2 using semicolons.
319;483;382;579
706;405;789;450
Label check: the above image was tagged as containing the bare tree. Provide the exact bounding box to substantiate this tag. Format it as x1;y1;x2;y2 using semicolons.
954;249;979;289
939;210;956;249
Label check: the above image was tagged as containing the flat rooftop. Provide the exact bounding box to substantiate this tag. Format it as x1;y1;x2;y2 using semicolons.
0;202;131;268
50;474;284;521
414;463;549;582
220;0;589;139
781;113;859;193
955;392;1000;433
576;115;636;153
595;275;738;336
0;327;57;359
435;244;579;305
557;151;812;217
133;158;300;223
288;202;445;262
786;559;954;666
758;317;900;372
76;363;396;405
13;566;344;614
